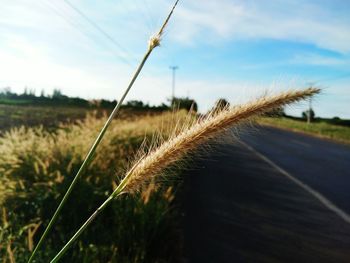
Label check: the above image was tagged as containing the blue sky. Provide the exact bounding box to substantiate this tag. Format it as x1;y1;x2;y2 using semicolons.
0;0;349;117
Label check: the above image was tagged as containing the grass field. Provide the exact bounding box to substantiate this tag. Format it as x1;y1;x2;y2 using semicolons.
0;104;90;132
259;117;350;144
0;104;166;133
0;111;185;262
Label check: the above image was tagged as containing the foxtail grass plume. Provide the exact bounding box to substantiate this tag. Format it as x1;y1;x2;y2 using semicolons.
115;87;320;195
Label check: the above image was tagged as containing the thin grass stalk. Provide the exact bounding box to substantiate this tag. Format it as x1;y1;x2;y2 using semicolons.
49;163;137;263
29;48;151;263
50;88;320;262
28;1;179;262
50;196;114;263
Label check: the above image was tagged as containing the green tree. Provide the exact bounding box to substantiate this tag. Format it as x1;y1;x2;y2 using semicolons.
52;89;62;98
302;108;315;121
264;106;285;117
212;98;230;113
171;97;198;112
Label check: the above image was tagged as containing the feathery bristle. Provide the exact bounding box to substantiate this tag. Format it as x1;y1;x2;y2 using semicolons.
114;87;320;195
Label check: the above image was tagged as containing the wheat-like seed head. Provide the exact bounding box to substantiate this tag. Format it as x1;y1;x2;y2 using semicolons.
148;34;161;50
114;88;320;195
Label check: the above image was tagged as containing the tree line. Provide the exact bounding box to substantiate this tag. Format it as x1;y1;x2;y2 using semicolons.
0;87;198;111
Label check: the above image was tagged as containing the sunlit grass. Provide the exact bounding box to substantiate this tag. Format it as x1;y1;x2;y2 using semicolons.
0;111;187;262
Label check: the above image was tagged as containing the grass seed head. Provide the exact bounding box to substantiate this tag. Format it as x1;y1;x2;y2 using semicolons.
148;34;161;50
117;87;320;194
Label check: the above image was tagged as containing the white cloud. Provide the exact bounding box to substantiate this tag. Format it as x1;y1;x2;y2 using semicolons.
171;0;350;53
0;37;131;98
0;35;270;112
290;53;350;66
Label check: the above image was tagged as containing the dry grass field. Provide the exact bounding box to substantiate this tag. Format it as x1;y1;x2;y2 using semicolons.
0;111;185;262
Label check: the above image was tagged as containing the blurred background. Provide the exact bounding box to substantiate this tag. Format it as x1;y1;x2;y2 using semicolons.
1;0;349;117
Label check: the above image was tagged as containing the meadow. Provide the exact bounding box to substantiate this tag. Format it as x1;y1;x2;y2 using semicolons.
0;104;90;132
0;110;184;262
0;103;169;133
259;117;350;144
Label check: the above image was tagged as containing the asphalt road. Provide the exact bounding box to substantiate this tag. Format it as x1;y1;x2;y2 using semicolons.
242;126;350;214
183;126;350;262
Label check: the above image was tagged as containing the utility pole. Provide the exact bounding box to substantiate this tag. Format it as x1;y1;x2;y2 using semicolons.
307;96;312;124
307;83;314;124
169;66;178;105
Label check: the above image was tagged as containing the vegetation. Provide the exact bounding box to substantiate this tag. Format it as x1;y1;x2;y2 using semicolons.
0;88;173;131
212;98;230;113
0;88;318;262
0;104;172;133
259;116;350;144
263;106;285;117
50;88;319;260
0;87;96;108
0;112;185;262
0;92;195;132
171;97;198;112
302;108;315;121
0;104;90;132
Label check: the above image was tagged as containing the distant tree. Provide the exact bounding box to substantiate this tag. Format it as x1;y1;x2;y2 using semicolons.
70;97;89;107
264;106;285;117
29;88;36;96
6;87;12;95
99;99;116;108
23;87;28;96
171;97;198;112
52;88;63;99
0;87;173;111
212;98;230;113
89;99;100;107
2;87;17;99
302;108;315;121
158;103;170;111
126;100;144;109
330;116;341;125
1;87;12;96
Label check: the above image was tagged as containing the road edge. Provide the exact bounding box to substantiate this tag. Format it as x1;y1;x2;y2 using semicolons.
258;122;350;146
239;140;350;225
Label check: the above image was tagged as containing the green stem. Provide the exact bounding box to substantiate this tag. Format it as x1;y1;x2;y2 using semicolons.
49;153;142;262
50;195;116;263
28;47;153;263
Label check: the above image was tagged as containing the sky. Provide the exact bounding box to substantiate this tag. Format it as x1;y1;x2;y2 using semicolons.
0;0;349;117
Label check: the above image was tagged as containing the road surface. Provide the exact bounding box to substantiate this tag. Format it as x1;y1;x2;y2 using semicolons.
183;126;350;262
243;126;350;214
